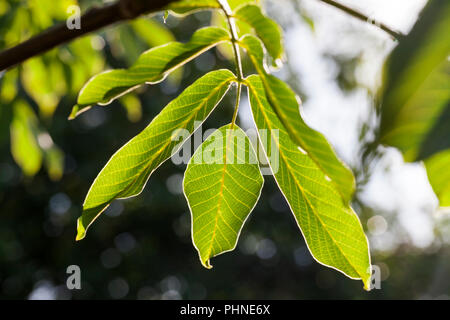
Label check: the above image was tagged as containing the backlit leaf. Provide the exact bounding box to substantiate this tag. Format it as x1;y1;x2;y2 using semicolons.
76;70;236;240
246;75;371;289
184;124;263;268
234;4;283;63
72;27;231;117
240;35;355;202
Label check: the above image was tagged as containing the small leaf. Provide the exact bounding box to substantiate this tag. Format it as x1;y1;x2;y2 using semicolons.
234;4;283;63
379;0;450;162
166;0;220;16
184;124;263;268
73;27;231;117
425;149;450;208
246;75;371;290
76;70;236;241
240;35;355;202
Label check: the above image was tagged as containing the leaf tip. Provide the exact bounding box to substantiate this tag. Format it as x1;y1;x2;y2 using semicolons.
75;218;86;241
69;105;91;120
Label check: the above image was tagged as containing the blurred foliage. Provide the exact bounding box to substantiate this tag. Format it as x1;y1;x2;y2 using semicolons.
0;0;449;300
378;0;450;208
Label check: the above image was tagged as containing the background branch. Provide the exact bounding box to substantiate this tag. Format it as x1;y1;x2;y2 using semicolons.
0;0;178;72
316;0;403;39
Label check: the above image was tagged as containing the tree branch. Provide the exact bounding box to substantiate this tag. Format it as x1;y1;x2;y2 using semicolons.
316;0;403;39
0;0;179;72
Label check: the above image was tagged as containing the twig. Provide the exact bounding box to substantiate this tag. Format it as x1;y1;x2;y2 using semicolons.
316;0;403;39
0;0;179;72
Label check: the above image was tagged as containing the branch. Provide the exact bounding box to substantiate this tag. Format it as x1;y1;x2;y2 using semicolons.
0;0;179;72
316;0;403;39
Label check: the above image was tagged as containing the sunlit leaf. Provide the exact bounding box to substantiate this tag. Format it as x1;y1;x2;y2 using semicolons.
425;149;450;208
184;124;263;268
10;100;43;177
241;35;355;202
72;27;231;117
234;4;283;63
379;0;450;162
246;75;371;289
76;70;236;240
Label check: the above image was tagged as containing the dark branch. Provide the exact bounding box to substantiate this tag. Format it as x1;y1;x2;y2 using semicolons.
317;0;403;39
0;0;179;72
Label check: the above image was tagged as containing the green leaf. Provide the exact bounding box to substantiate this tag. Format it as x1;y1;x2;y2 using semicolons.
240;35;355;202
234;4;283;63
10;100;43;177
76;70;236;241
166;0;220;16
184;124;263;268
425;149;450;208
72;27;231;117
379;0;450;162
246;75;371;289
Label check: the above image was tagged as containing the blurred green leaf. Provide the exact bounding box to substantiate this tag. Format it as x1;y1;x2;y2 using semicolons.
76;70;236;241
379;0;450;162
184;124;263;268
166;0;220;15
246;75;371;290
241;35;355;203
10;100;43;177
425;149;450;208
72;27;231;117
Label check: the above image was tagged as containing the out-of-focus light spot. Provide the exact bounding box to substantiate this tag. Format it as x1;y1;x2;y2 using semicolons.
49;193;72;216
173;212;190;239
108;278;129;299
161;81;179;95
91;35;106;51
28;281;57;300
294;246;313;267
367;215;388;236
195;51;216;72
239;234;259;255
114;232;136;253
160;276;181;293
161;289;181;300
100;248;122;269
376;262;390;281
37;133;54;150
105;201;124;217
80;107;107;129
166;173;183;195
256;238;277;260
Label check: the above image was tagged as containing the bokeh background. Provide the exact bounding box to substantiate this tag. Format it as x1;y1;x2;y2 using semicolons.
0;0;449;299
